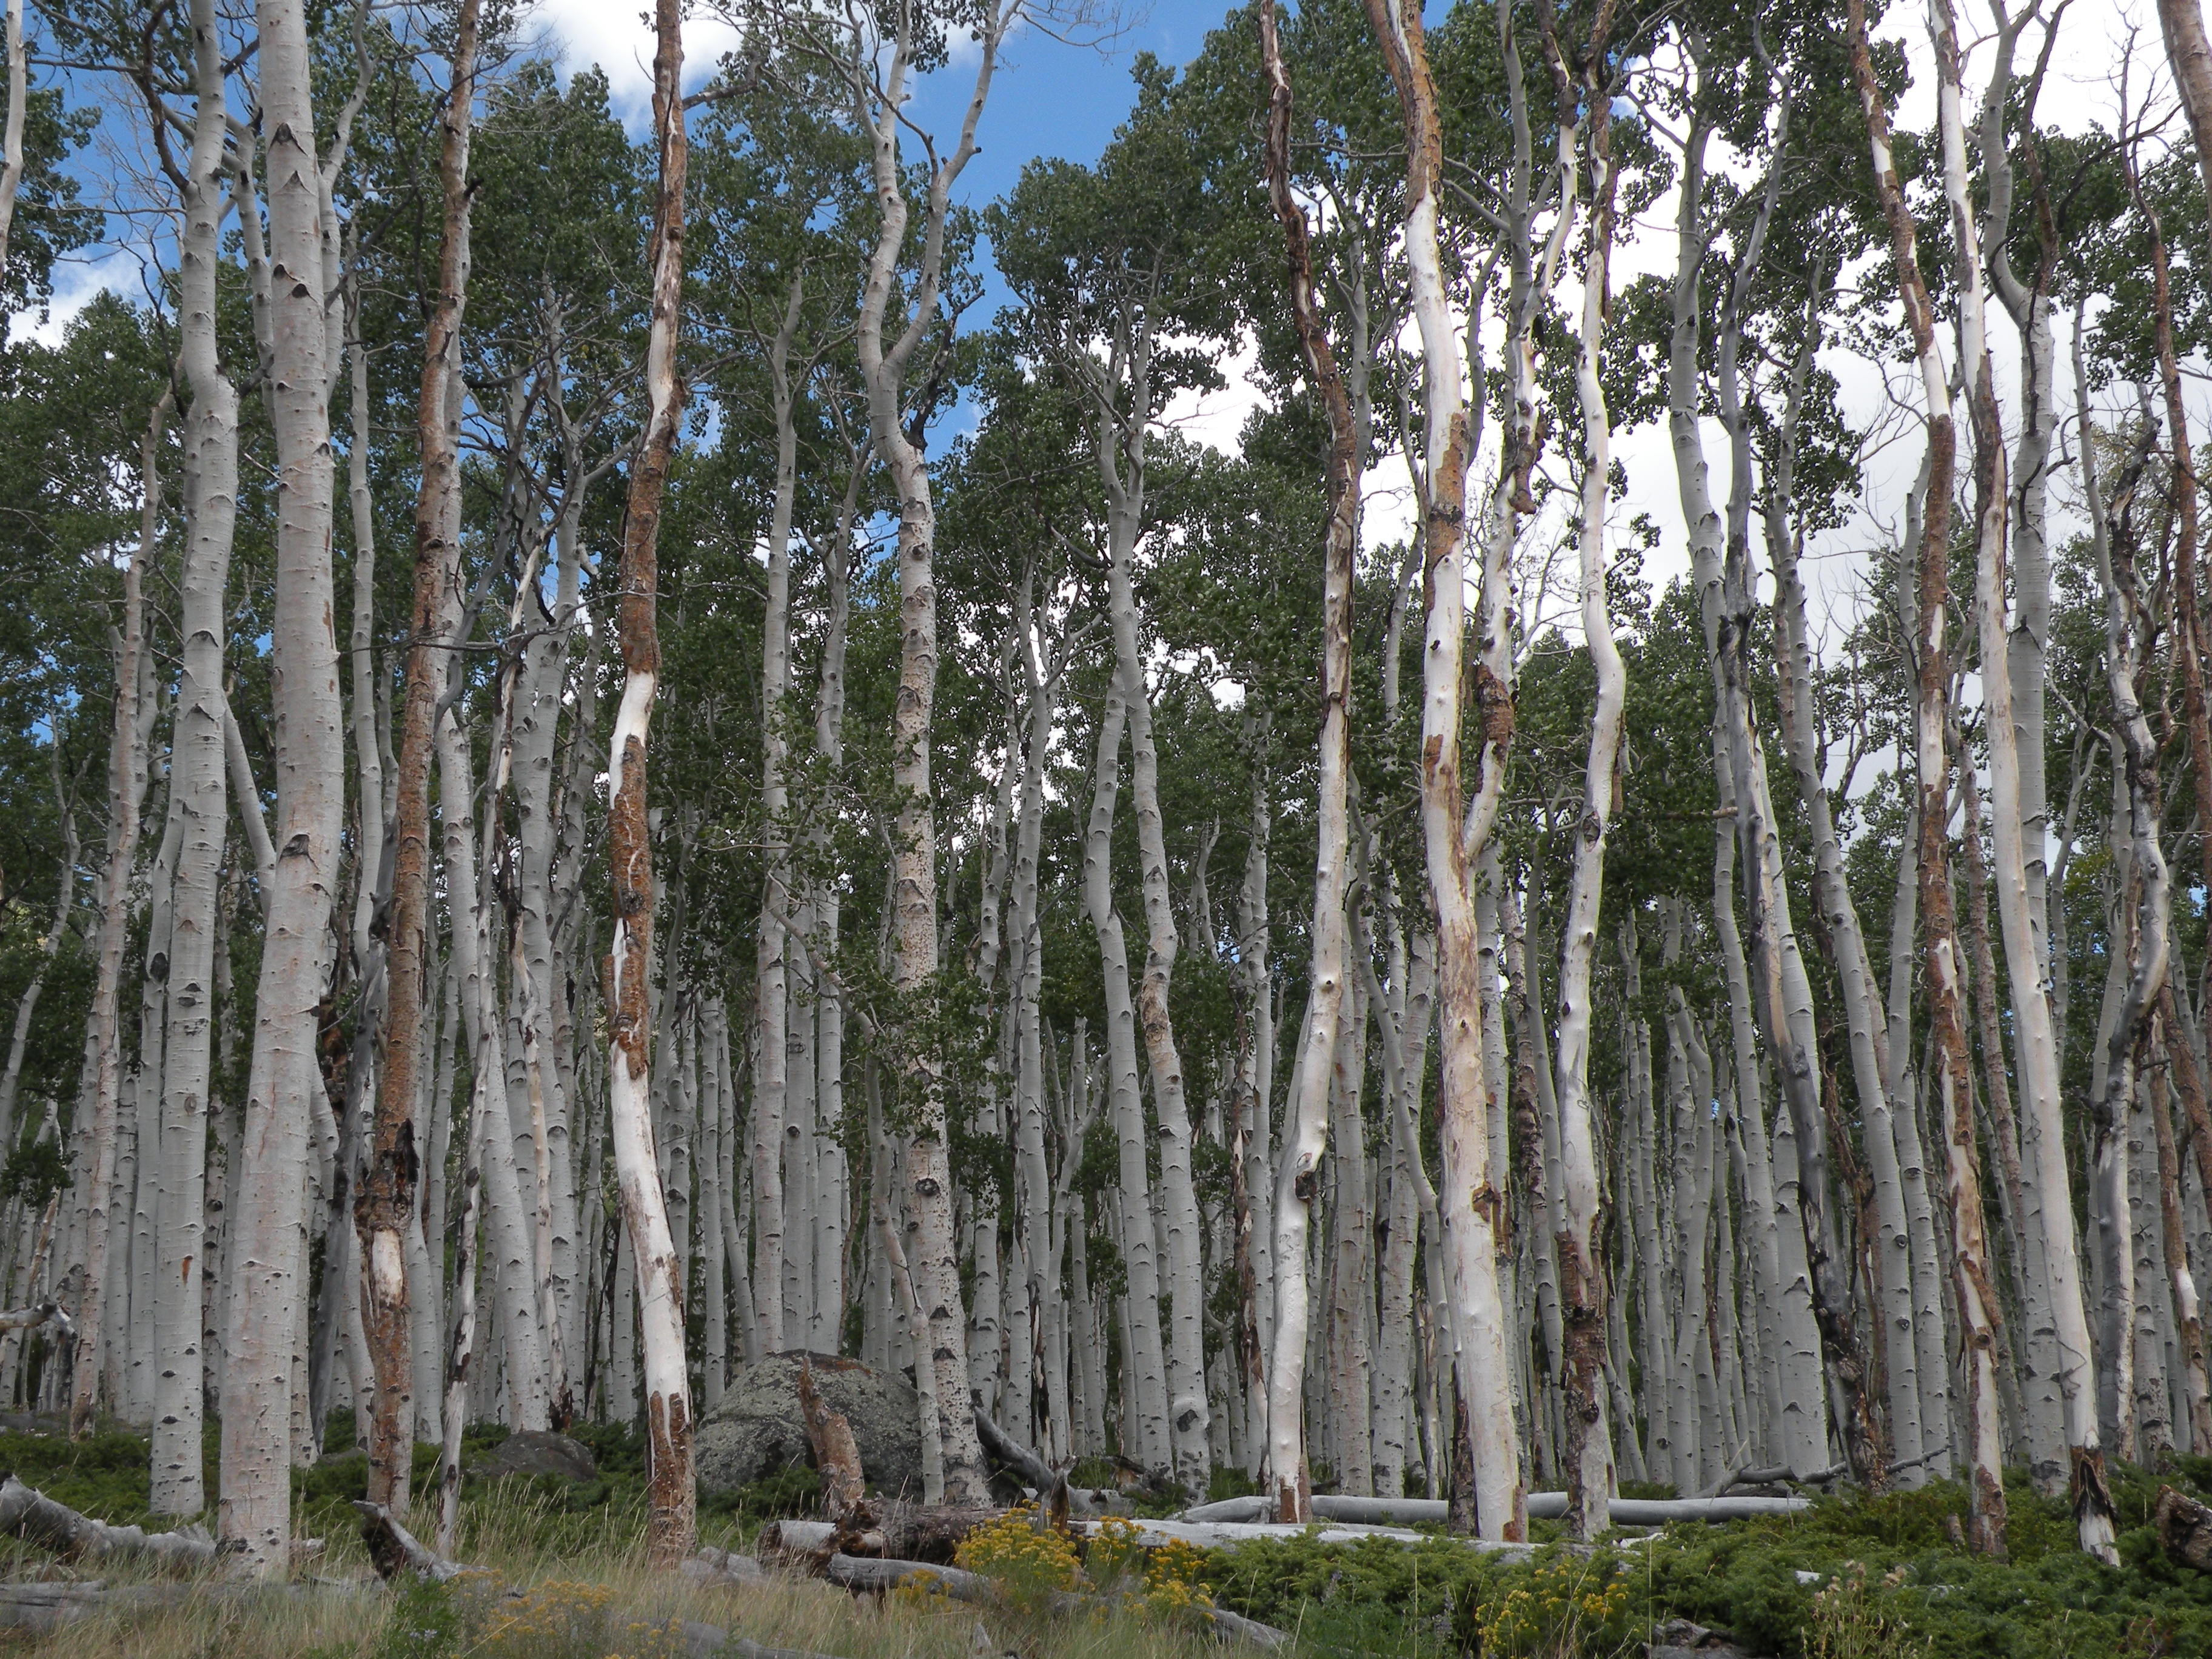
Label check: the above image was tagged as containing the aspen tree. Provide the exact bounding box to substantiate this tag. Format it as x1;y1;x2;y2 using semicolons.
1256;0;1359;1524
151;0;238;1515
73;387;170;1442
827;0;1028;1506
220;0;348;1574
750;274;803;1357
362;0;481;1517
0;0;21;278
1360;0;1535;1540
1850;0;2110;1557
1534;0;1628;1538
606;0;693;1565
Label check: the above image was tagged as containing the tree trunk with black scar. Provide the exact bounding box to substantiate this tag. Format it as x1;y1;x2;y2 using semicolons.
361;0;480;1520
606;0;692;1566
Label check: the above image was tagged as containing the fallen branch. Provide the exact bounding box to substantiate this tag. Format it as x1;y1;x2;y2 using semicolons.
973;1411;1115;1520
0;1303;72;1338
0;1473;217;1567
352;1501;470;1582
973;1409;1053;1490
1700;1461;1853;1498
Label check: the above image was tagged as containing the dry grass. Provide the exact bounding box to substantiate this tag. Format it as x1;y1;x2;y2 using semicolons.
7;1487;1238;1659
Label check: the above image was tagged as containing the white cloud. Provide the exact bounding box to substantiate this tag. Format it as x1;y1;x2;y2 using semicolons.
529;0;746;121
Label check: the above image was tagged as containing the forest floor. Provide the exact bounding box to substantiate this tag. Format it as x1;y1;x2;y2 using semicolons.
0;1423;2208;1658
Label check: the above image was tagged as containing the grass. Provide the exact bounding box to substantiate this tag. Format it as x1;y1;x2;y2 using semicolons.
0;1423;1233;1659
11;1480;1237;1659
11;1426;2212;1657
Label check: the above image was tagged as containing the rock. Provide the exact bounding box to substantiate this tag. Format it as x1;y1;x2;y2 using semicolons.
695;1353;922;1499
682;1546;769;1590
477;1430;597;1483
1647;1617;1770;1659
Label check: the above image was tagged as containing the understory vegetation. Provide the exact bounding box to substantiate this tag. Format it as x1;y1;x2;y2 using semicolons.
9;1426;2212;1657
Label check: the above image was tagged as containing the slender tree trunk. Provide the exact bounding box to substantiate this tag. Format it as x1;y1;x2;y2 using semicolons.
1083;661;1170;1473
1851;0;2106;1557
152;0;238;1515
73;387;172;1440
0;0;23;279
605;0;693;1564
221;0;344;1575
1541;8;1627;1535
438;1048;483;1555
1116;543;1210;1498
0;750;78;1153
1258;0;1361;1522
1353;0;1530;1541
750;278;804;1358
846;0;1005;1507
360;0;478;1516
1009;580;1056;1457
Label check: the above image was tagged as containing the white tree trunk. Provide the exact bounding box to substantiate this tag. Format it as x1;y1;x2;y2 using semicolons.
605;0;694;1561
72;388;170;1443
220;0;344;1575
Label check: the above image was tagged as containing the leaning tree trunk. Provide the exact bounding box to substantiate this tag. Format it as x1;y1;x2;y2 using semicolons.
850;0;1003;1510
605;0;694;1566
1257;0;1359;1524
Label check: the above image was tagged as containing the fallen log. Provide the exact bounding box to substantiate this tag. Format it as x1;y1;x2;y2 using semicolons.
1543;1495;1809;1524
825;1551;993;1600
782;1504;1567;1558
0;1473;218;1567
1182;1492;1810;1527
725;1637;848;1659
759;1504;999;1566
0;1577;363;1633
1102;1515;1539;1557
1181;1496;1448;1525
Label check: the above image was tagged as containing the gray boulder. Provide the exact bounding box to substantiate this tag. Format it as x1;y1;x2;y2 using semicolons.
694;1352;922;1499
477;1430;597;1483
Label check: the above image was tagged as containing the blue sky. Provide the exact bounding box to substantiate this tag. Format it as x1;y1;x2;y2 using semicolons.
543;0;1245;343
552;0;1236;196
